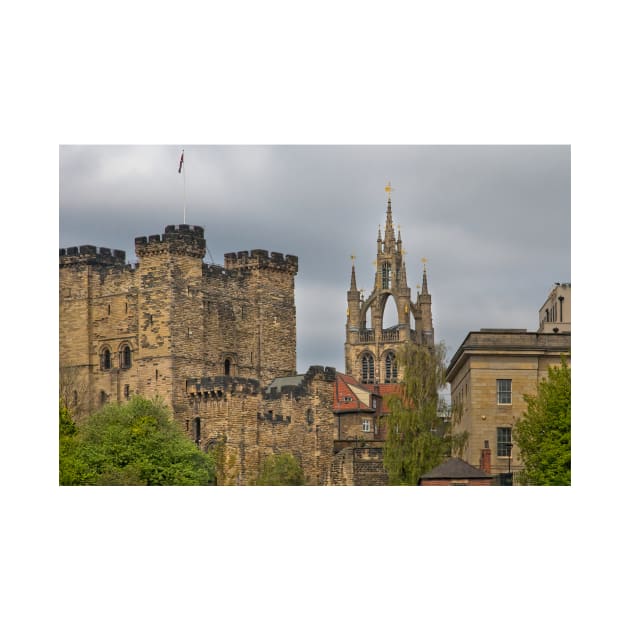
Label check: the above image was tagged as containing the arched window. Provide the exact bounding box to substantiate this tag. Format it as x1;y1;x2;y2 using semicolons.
194;417;201;447
385;352;398;383
381;262;391;289
101;347;111;370
361;353;375;384
120;344;132;369
224;358;231;376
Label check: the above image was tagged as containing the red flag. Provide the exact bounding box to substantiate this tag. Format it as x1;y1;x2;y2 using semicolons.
178;150;184;173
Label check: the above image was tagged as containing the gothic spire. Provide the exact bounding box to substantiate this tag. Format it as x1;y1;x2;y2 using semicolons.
350;258;358;291
421;258;429;295
383;182;396;253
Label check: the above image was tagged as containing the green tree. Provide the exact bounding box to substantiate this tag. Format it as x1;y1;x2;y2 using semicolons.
59;396;216;485
59;399;93;485
254;452;305;486
383;342;467;485
513;357;571;485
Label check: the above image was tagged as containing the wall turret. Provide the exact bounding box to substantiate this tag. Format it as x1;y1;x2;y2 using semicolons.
60;245;127;267
346;259;361;337
134;224;206;259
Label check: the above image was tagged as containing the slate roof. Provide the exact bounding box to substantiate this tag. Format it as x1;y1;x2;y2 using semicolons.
265;375;305;393
420;457;492;480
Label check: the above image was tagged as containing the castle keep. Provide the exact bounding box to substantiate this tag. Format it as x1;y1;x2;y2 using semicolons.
59;223;341;484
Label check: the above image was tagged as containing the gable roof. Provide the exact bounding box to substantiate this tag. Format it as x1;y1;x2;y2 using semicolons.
420;457;492;480
333;372;375;413
332;374;404;414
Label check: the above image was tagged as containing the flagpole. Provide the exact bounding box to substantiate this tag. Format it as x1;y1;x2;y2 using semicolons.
183;162;187;224
179;149;187;223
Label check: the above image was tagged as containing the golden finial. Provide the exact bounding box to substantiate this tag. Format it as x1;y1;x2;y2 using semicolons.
385;182;394;197
350;253;356;263
421;257;428;269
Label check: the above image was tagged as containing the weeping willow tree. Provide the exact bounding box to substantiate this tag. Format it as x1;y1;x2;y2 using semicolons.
383;342;467;485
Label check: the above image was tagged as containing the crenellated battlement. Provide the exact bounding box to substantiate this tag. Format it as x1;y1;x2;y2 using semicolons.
265;365;336;399
59;245;127;266
224;249;298;274
135;224;206;258
186;376;261;398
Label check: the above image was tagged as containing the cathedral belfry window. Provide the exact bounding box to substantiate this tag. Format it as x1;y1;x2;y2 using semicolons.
381;262;391;289
361;354;375;384
385;352;397;383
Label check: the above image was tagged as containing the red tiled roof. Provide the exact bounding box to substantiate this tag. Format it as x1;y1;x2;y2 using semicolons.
333;374;403;414
333;372;374;413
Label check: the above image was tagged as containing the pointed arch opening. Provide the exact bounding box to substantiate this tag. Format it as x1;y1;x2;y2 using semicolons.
364;303;373;329
384;351;398;384
361;353;375;384
382;294;399;331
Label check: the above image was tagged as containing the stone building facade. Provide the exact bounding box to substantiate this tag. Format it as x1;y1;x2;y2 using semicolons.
538;282;571;333
60;224;298;415
446;320;571;481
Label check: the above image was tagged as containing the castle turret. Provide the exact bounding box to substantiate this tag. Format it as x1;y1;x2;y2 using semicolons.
346;258;361;338
417;261;434;347
222;248;299;384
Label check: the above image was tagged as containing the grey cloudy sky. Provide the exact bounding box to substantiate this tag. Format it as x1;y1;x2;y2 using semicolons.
59;145;570;374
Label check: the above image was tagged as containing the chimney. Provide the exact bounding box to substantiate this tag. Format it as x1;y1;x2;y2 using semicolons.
480;440;492;474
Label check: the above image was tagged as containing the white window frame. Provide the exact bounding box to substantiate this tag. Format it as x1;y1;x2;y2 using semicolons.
496;379;512;405
362;419;371;432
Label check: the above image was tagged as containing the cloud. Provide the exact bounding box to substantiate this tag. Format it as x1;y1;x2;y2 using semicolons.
59;145;570;374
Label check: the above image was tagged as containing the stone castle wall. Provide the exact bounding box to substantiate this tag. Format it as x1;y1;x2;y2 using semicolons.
185;367;337;485
59;224;339;484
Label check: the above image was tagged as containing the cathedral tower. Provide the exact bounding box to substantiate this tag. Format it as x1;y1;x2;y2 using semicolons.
344;184;434;384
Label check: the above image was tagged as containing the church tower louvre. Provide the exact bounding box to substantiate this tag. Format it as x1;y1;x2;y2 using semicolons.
344;183;435;385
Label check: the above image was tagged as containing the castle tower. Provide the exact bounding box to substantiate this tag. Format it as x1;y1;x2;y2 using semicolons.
344;184;434;384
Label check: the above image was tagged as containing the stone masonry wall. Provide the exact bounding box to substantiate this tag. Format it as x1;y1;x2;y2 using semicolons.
60;225;299;432
186;367;337;485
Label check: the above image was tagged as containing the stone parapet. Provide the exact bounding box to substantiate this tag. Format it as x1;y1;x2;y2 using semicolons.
224;249;298;274
59;245;127;266
135;224;206;258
